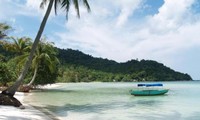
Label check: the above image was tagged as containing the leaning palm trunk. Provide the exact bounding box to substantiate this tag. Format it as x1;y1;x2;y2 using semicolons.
2;0;54;97
20;66;38;93
27;66;38;87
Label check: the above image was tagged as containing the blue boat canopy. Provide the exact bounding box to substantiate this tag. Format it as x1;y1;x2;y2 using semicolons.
137;83;163;87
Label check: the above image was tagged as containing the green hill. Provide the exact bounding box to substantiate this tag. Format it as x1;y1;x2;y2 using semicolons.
57;48;192;81
0;45;193;82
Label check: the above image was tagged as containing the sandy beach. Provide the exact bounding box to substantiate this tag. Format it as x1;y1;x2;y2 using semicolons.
0;104;54;120
0;84;61;120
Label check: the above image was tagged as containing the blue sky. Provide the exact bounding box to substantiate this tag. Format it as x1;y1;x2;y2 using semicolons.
1;0;200;80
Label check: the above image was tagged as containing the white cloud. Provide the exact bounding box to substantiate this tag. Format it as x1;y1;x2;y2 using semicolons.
148;0;196;34
2;0;200;79
0;0;19;21
0;0;52;19
53;0;144;60
51;0;200;80
2;0;200;63
26;0;41;9
18;0;48;17
115;0;141;27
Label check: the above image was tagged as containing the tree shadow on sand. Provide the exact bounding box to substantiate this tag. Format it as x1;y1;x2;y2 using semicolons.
43;100;160;115
36;101;138;117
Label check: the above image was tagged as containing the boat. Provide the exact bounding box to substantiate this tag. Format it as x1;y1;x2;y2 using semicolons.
129;83;169;96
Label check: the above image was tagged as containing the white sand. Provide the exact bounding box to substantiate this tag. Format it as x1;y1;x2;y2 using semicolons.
0;91;56;120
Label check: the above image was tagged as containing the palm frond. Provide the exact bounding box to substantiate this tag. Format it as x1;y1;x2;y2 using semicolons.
83;0;91;12
73;0;80;18
40;0;90;19
53;57;60;64
0;23;12;39
54;0;62;15
61;0;70;19
40;0;49;9
32;56;40;69
13;54;29;66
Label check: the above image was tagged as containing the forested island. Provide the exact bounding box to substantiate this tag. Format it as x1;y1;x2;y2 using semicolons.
0;40;192;86
0;23;192;87
56;48;192;82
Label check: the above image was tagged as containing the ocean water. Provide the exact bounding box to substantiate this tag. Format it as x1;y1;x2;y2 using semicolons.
24;81;200;120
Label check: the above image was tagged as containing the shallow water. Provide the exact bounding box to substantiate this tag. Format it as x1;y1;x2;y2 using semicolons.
24;81;200;120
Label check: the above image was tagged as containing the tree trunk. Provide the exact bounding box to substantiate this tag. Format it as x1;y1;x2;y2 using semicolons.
2;0;54;97
27;66;38;86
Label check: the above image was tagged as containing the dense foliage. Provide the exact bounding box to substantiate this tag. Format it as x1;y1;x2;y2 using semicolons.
33;62;58;85
0;61;16;86
0;37;59;86
57;48;192;82
0;22;193;86
0;43;193;85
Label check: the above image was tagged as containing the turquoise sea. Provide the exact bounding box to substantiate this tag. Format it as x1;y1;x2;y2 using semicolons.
24;81;200;120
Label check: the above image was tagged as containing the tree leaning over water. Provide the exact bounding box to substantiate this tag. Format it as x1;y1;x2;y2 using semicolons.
27;40;60;87
2;0;90;97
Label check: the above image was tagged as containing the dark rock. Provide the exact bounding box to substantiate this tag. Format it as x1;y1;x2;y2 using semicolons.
0;93;22;107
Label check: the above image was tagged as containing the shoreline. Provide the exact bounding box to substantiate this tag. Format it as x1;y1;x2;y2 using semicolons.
31;105;60;120
0;86;61;120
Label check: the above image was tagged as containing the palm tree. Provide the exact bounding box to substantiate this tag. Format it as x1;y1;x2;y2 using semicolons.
2;37;32;75
2;37;31;55
27;40;59;87
1;37;59;90
2;0;90;97
0;23;11;39
11;37;31;55
0;37;31;74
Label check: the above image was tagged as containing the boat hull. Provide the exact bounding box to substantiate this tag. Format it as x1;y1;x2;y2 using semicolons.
130;89;169;96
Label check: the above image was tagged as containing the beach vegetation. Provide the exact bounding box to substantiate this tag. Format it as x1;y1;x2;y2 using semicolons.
2;0;91;97
56;48;192;82
0;24;192;89
0;36;60;91
26;38;60;87
0;62;15;87
0;23;11;40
